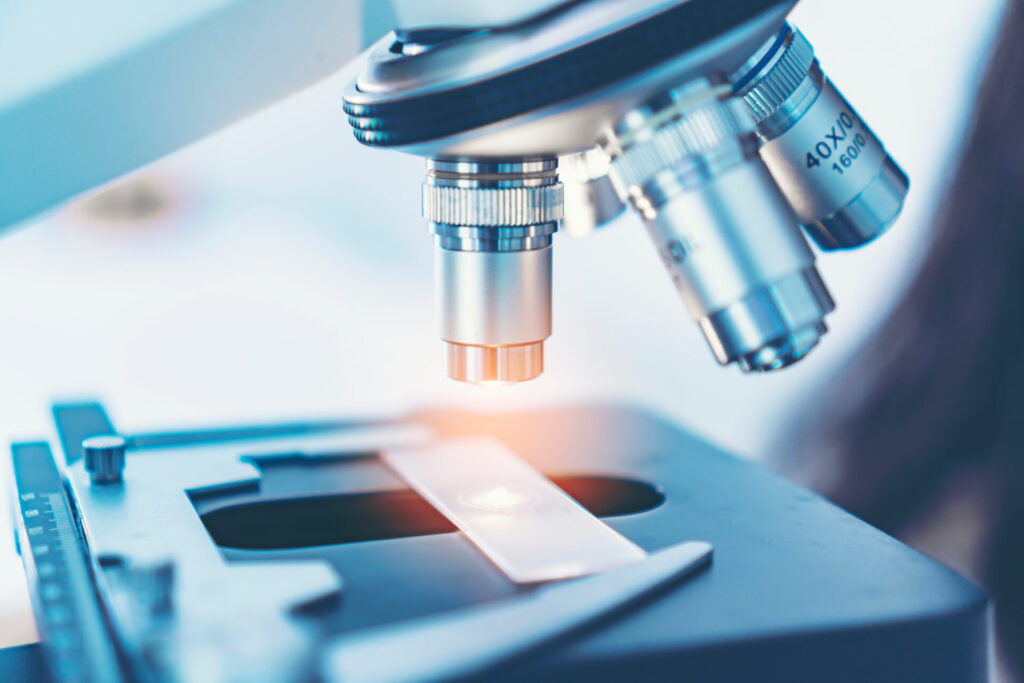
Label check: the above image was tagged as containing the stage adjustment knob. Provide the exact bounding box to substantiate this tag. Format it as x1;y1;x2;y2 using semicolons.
83;434;127;484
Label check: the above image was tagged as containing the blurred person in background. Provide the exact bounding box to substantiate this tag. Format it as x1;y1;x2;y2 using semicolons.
788;0;1024;678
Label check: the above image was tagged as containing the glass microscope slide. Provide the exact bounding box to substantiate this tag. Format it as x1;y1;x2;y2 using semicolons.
382;436;647;583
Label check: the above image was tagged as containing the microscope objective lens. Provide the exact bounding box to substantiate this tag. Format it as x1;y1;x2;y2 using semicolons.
423;160;562;384
604;78;834;372
731;23;909;249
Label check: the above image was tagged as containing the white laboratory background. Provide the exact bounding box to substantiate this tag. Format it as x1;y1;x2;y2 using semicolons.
0;0;1007;648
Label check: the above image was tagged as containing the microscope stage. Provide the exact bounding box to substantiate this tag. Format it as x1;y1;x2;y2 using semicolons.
7;402;987;682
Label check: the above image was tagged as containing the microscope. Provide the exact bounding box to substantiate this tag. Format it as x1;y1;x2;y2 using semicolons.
8;4;990;683
341;0;908;384
2;0;907;386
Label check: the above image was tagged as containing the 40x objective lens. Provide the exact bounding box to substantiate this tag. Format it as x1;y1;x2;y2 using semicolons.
732;24;909;250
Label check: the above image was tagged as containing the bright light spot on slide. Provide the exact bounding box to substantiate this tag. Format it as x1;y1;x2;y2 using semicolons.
460;485;533;513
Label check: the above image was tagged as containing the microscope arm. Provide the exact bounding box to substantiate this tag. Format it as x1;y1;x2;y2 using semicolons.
0;0;570;229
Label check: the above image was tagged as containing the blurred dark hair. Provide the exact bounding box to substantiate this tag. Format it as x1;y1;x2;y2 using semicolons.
789;0;1024;674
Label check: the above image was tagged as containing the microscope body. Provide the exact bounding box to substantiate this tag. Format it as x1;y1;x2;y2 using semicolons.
1;0;908;385
343;0;908;383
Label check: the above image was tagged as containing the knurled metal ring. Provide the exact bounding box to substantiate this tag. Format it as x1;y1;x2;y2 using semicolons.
737;26;814;122
609;98;754;192
422;184;564;226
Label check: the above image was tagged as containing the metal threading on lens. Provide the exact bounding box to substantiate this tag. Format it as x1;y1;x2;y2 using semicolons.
423;160;562;384
731;23;909;250
603;78;835;373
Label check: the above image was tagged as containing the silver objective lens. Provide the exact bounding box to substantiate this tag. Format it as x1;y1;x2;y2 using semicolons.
423;160;562;384
604;79;835;372
731;23;909;250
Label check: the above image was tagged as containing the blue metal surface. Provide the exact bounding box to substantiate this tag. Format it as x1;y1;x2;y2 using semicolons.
10;443;125;682
0;643;51;682
0;0;361;228
200;404;989;681
9;401;990;681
